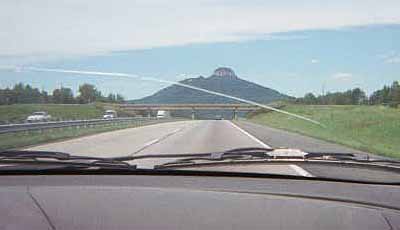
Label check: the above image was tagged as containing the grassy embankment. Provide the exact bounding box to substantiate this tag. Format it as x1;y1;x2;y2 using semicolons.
248;104;400;159
0;103;141;150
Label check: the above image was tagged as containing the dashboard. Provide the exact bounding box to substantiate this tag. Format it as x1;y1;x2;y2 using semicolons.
0;174;399;229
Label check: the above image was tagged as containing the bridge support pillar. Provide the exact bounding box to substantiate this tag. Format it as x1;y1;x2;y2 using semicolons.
233;108;238;120
191;108;195;120
147;108;151;118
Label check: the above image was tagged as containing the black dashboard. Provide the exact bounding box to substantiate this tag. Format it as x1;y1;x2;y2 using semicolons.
0;174;399;229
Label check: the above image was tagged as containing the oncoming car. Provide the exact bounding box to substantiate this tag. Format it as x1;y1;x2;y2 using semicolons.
103;110;117;119
26;111;51;123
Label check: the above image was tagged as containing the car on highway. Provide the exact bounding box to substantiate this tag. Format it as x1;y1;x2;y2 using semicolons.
214;115;224;120
156;110;170;119
25;111;51;123
103;110;117;119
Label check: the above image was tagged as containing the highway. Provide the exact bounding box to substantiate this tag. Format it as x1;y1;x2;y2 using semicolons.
26;120;370;176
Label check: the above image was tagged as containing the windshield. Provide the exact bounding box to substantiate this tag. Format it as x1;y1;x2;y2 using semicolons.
32;112;46;115
0;1;399;183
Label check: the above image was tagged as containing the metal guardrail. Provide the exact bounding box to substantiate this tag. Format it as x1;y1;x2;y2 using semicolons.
0;117;171;134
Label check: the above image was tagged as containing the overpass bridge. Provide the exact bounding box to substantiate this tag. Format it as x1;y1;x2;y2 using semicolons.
119;104;261;120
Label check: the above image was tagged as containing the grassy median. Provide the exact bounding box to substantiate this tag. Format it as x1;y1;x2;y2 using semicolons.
248;104;400;159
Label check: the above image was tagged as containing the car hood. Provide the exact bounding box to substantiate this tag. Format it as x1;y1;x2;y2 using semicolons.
1;185;399;230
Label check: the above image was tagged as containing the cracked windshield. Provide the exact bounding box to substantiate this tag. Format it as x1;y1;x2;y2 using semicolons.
0;0;399;182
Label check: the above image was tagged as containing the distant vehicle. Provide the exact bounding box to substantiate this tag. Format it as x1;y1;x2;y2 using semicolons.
26;111;51;123
103;110;117;119
157;110;170;119
214;115;224;120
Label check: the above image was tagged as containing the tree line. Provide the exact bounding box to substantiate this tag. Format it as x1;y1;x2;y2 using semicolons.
0;83;125;105
295;81;400;107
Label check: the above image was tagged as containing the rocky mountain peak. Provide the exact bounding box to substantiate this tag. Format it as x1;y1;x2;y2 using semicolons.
132;67;289;107
212;67;236;78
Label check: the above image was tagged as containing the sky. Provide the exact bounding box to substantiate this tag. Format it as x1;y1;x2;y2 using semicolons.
0;0;400;99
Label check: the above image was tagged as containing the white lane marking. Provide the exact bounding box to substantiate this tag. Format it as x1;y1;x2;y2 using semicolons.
289;164;314;177
229;121;313;177
142;126;183;148
229;121;271;148
142;138;160;148
131;128;183;155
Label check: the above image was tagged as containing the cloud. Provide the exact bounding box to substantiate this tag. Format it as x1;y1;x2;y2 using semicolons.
310;59;320;64
377;50;400;63
384;52;400;64
230;32;310;42
1;0;400;59
331;72;353;81
385;56;400;63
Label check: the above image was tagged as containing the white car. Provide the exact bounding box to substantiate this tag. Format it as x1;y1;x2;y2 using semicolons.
156;110;170;119
26;111;51;123
103;110;117;119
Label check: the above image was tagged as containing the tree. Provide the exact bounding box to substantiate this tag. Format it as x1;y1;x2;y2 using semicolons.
52;87;74;104
0;82;126;105
350;88;367;105
369;81;400;106
0;88;10;105
9;83;42;104
303;93;317;104
297;87;367;105
107;93;116;102
60;87;75;104
105;93;125;103
116;94;125;103
382;86;391;104
40;90;50;104
389;81;400;107
78;84;100;104
52;88;62;103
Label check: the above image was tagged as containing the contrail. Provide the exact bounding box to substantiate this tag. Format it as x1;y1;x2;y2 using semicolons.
6;66;324;126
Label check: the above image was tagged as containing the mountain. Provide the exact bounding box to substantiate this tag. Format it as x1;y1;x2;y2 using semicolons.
132;67;289;105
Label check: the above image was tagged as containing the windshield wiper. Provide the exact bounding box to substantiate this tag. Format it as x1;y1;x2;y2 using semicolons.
0;150;135;169
138;147;400;168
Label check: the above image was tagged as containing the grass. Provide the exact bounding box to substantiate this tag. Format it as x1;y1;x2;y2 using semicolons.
248;104;400;159
0;120;162;151
0;102;136;124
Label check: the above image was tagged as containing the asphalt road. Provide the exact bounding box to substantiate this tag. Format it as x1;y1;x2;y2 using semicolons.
26;120;373;176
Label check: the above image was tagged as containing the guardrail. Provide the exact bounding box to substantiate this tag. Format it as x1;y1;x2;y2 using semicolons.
0;117;175;134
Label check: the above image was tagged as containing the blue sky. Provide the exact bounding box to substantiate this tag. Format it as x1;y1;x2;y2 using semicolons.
1;1;400;99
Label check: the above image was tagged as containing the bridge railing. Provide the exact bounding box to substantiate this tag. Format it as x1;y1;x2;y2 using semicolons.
119;103;284;120
119;103;261;110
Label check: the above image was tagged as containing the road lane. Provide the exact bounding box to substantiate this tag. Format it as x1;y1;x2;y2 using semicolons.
128;120;310;176
137;120;265;155
132;120;276;168
26;120;309;176
26;121;199;158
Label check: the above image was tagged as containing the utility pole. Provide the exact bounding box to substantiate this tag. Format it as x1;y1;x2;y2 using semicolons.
321;81;326;104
